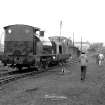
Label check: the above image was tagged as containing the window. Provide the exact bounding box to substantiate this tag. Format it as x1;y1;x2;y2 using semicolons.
8;29;12;34
59;45;62;54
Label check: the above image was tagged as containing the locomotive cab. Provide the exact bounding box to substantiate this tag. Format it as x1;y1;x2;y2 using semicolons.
3;24;42;70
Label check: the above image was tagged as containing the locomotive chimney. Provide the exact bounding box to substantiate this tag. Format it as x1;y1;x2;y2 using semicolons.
40;31;44;37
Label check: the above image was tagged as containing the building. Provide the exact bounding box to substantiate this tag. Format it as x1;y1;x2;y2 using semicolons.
74;41;90;52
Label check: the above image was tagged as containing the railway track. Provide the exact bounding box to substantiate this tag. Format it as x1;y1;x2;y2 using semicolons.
0;58;79;86
0;70;38;86
0;66;58;86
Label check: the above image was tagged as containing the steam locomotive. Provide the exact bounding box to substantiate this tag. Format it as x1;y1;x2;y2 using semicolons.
1;24;73;70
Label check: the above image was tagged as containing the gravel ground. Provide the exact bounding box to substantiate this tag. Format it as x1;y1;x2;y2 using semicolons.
0;56;105;105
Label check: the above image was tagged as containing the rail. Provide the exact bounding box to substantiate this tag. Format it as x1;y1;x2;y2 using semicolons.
0;58;79;86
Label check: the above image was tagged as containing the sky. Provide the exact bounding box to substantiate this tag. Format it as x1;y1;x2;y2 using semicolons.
0;0;105;44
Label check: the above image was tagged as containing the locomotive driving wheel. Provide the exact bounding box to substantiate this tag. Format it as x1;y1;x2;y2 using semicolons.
39;61;48;71
16;64;22;71
43;61;48;70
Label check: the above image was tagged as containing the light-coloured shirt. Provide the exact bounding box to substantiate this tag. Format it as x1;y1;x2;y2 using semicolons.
98;54;104;60
79;54;88;66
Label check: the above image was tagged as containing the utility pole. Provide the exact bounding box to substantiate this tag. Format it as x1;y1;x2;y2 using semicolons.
81;36;82;52
73;32;74;46
60;20;62;36
59;20;64;73
59;20;62;42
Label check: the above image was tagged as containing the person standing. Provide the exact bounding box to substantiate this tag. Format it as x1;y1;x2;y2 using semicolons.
79;52;88;81
98;53;104;66
96;54;99;65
